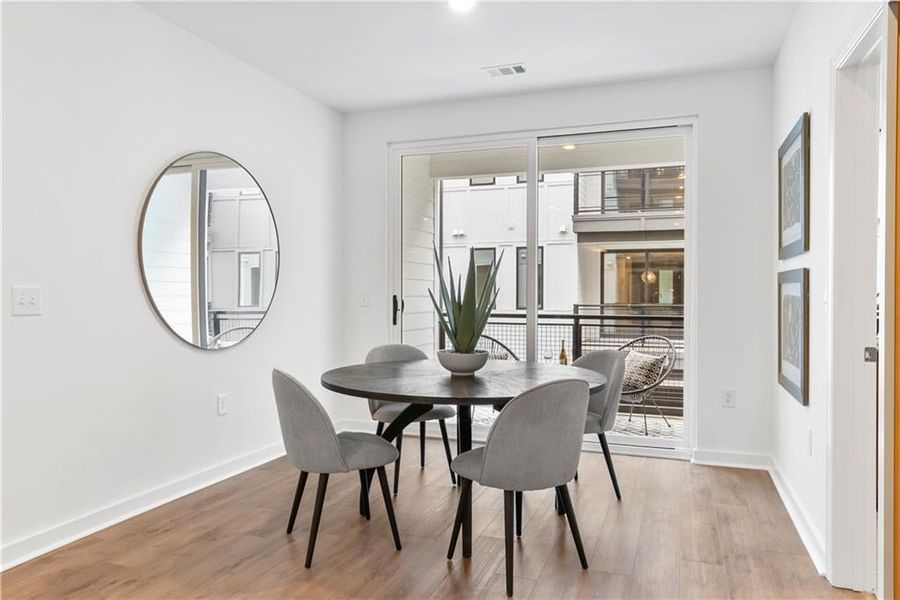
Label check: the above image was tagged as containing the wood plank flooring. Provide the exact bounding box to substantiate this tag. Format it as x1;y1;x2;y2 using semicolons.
2;438;867;599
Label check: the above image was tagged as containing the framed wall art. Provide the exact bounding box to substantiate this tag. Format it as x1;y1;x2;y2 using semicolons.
778;268;809;405
778;112;810;259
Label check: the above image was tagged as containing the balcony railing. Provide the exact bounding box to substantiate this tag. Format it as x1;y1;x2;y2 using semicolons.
208;310;265;347
574;166;685;216
441;304;685;418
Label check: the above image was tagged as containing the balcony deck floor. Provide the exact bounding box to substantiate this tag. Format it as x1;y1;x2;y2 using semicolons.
474;407;683;441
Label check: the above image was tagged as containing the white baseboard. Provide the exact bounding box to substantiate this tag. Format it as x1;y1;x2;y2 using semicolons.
768;461;826;575
691;449;774;470
1;443;285;572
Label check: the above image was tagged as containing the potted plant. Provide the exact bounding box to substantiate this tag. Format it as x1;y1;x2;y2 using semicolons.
428;246;503;376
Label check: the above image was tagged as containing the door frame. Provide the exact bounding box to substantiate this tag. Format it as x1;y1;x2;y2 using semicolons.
386;116;698;455
827;4;892;594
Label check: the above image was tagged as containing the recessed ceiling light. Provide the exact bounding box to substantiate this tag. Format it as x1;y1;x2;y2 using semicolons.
449;0;476;13
562;144;576;151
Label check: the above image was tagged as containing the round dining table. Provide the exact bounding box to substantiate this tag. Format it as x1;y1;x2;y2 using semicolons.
321;358;607;559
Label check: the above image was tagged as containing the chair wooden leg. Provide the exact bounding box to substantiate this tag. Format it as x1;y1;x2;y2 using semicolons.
628;401;635;422
420;422;426;468
555;488;565;515
439;419;456;485
556;484;588;569
304;473;329;569
358;470;371;520
376;422;384;436
504;490;514;596
598;433;622;500
286;471;308;534
515;491;523;537
376;466;402;550
447;478;470;559
642;405;648;435
394;429;403;496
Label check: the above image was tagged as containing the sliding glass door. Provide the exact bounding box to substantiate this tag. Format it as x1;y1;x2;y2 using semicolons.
395;125;691;448
537;131;688;447
399;146;528;358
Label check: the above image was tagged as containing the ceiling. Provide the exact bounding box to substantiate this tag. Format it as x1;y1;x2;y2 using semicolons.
143;1;798;113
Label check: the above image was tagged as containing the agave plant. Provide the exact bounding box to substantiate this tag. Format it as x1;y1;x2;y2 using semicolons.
428;246;503;354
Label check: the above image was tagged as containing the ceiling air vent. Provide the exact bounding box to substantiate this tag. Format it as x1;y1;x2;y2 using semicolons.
482;63;527;78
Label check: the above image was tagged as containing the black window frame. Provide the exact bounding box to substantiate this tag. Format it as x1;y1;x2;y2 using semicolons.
472;247;497;298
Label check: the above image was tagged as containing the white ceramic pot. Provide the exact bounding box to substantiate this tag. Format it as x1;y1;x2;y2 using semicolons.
437;350;489;377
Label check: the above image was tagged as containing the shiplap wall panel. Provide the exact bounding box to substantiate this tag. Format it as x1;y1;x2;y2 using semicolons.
401;155;437;356
140;171;193;342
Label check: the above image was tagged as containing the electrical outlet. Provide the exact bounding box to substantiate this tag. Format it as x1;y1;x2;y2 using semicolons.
360;294;370;307
721;388;736;408
11;285;42;316
217;393;228;416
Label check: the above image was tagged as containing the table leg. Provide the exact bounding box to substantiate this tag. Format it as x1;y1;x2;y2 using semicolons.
359;403;433;517
457;404;473;558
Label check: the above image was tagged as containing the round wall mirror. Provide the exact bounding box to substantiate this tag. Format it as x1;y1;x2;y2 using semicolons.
139;152;279;350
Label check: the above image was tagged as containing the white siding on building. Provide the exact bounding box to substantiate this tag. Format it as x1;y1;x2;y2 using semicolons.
140;170;194;342
401;155;438;355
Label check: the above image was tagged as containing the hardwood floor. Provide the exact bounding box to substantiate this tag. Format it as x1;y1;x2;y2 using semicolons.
2;438;865;599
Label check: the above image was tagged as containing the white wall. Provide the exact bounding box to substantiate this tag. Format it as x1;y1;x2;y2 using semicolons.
771;0;882;574
340;68;775;460
1;2;342;567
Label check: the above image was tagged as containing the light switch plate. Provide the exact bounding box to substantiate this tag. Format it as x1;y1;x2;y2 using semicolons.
217;393;228;416
11;285;42;316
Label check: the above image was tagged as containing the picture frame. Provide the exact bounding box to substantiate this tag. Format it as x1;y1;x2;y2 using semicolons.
778;268;809;405
778;112;810;259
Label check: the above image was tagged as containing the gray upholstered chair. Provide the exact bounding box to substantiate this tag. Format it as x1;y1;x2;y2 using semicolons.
272;369;402;568
447;379;590;597
572;350;626;500
366;344;456;494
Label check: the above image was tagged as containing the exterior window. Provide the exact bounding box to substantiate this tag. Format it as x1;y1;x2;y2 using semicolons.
472;248;496;296
602;249;684;305
516;246;544;309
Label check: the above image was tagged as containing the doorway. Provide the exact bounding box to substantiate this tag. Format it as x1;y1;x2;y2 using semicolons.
830;7;888;594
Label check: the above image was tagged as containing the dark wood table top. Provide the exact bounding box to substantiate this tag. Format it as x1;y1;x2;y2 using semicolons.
321;359;607;405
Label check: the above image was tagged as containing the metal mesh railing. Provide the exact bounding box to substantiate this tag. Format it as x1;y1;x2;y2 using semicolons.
461;304;684;417
208;311;265;348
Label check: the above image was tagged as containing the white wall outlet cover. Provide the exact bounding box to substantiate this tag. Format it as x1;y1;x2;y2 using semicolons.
216;393;228;416
11;285;42;316
721;388;736;408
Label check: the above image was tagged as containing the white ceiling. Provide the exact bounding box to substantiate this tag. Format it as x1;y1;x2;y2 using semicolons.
143;1;798;113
